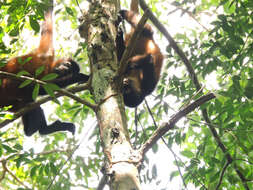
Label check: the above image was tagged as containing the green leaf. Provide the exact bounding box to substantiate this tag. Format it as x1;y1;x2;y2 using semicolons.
152;143;158;153
170;171;179;181
52;98;61;105
19;79;32;88
30;166;38;178
180;150;194;158
65;7;74;16
10;38;18;44
41;73;58;81
32;83;40;100
152;164;157;179
2;144;17;153
74;48;82;57
29;15;40;33
39;165;44;175
50;162;57;175
23;56;33;64
17;70;31;76
45;163;50;175
13;143;23;150
35;65;45;77
42;83;60;97
210;171;219;183
17;56;32;65
9;27;19;37
3;137;17;143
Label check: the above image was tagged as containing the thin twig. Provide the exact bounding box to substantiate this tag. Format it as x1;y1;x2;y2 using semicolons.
97;175;107;190
0;161;6;182
167;147;189;189
144;100;188;190
75;0;84;15
134;107;138;148
2;161;30;189
174;7;210;32
216;161;230;190
166;146;207;189
47;119;96;190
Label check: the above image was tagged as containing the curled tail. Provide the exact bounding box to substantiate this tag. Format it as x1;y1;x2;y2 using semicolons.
38;0;54;54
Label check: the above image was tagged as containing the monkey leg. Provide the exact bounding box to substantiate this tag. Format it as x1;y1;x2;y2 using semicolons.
22;106;75;136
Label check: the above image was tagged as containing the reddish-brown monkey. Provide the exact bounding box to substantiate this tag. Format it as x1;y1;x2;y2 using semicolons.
0;0;89;136
116;0;163;107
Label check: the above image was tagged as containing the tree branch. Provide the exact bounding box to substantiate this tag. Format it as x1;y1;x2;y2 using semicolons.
216;161;230;190
117;10;149;79
139;0;201;91
0;161;6;182
144;100;189;189
0;81;94;129
97;174;107;190
0;71;96;110
1;160;30;189
139;1;250;189
140;93;215;155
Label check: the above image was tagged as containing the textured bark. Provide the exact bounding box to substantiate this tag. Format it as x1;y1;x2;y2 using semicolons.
79;1;141;189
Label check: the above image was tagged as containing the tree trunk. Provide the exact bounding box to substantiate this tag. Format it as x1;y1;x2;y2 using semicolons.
79;1;141;189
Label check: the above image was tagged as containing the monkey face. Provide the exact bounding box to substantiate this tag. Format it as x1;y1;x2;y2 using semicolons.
122;76;144;107
52;58;80;76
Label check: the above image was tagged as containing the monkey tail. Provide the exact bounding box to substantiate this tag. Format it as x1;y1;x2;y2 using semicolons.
38;0;54;55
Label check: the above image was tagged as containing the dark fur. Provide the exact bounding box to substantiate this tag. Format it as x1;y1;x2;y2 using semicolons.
116;10;163;107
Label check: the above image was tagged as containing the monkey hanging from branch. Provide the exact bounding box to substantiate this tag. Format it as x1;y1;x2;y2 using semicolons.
0;0;89;136
116;0;164;107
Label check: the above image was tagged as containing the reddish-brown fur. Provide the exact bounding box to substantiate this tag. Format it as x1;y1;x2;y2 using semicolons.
117;0;163;107
0;6;67;112
0;1;88;136
124;29;163;84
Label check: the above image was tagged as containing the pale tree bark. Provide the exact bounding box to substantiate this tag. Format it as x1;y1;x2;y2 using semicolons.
79;0;141;189
78;1;217;189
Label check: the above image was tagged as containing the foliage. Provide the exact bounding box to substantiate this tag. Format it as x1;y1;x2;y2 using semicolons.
0;0;253;189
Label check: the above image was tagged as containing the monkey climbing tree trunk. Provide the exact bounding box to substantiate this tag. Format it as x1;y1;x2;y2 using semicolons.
79;1;141;189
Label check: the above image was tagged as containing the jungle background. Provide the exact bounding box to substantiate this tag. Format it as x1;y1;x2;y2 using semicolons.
0;0;253;189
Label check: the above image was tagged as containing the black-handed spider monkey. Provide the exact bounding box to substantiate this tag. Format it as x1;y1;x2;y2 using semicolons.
0;0;89;136
116;0;163;107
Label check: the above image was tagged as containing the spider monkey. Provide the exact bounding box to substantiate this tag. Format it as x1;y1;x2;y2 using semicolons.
0;0;89;136
116;0;163;107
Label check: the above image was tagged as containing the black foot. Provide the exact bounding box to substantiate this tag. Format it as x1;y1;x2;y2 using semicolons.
38;120;76;135
60;121;76;135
